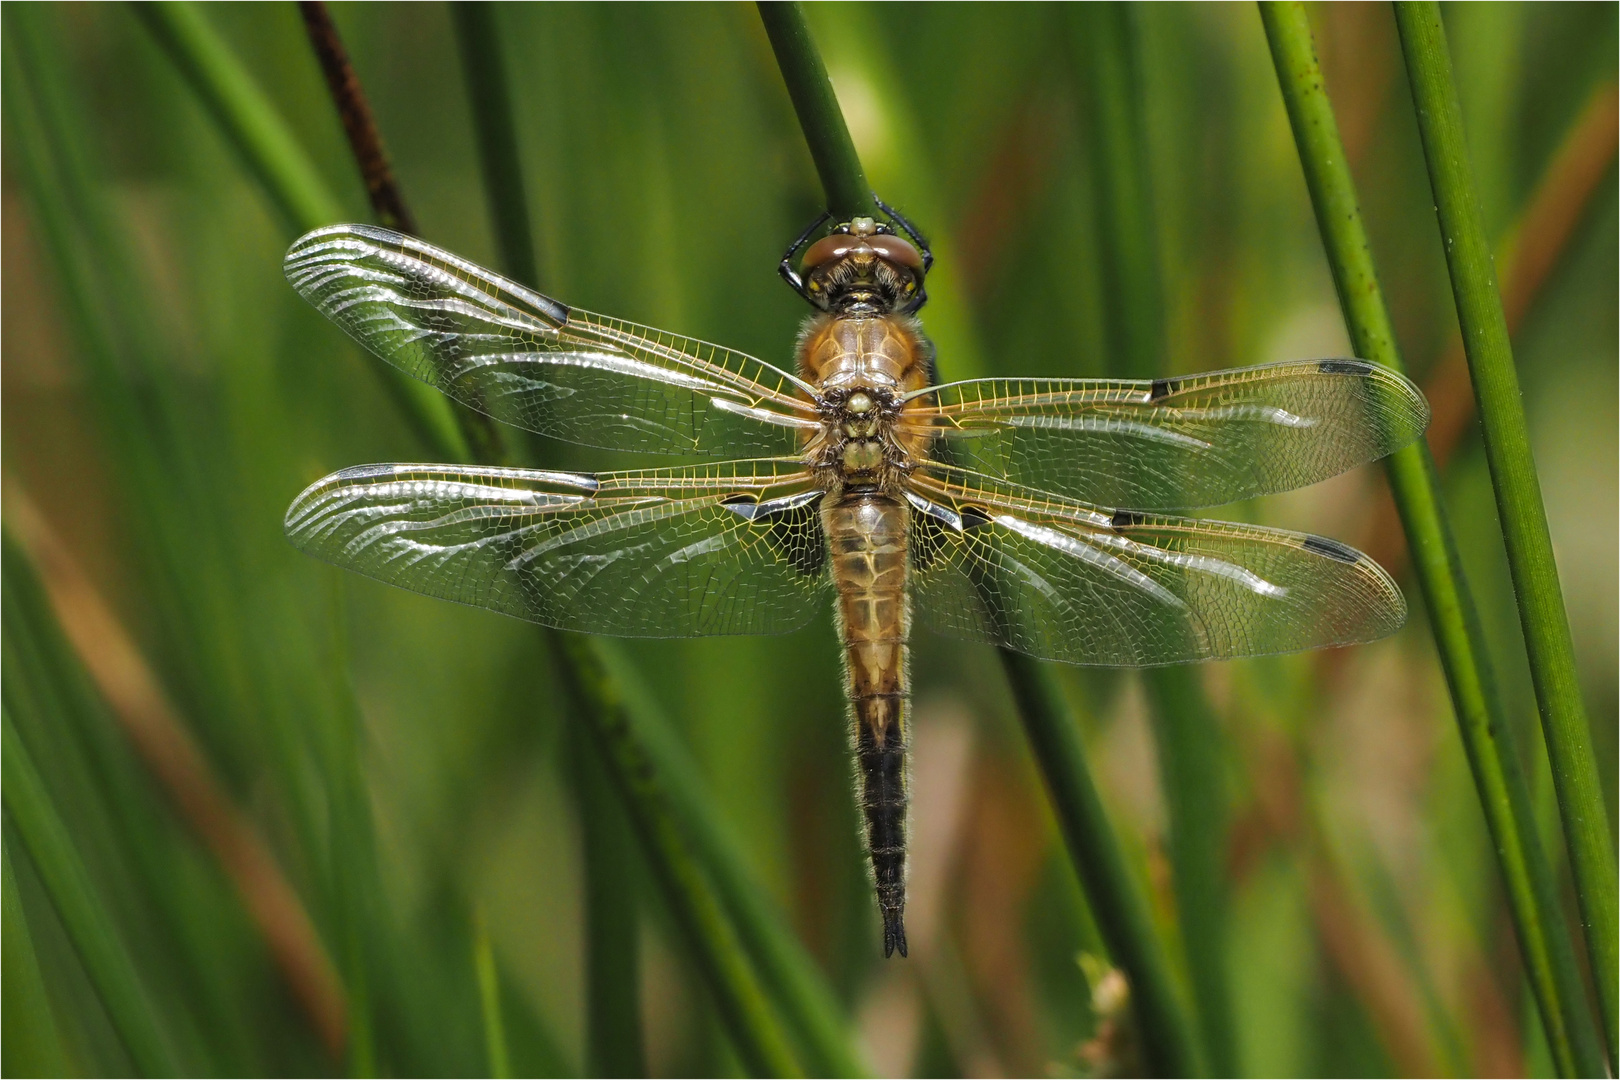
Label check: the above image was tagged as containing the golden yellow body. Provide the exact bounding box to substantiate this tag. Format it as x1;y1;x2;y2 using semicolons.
797;311;933;958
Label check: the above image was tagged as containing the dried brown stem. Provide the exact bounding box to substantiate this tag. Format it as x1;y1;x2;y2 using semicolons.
296;0;415;235
3;479;349;1059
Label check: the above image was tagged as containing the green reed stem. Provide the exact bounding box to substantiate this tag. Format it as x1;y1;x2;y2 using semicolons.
448;3;542;292
2;715;177;1077
761;9;1200;1074
999;652;1202;1077
1073;7;1235;1073
595;642;868;1078
129;1;341;230
551;637;802;1078
1259;5;1606;1075
756;2;877;220
1393;5;1619;1059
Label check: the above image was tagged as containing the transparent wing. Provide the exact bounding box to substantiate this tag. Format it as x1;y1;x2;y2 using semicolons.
903;466;1405;666
899;359;1429;509
285;224;820;456
284;458;829;637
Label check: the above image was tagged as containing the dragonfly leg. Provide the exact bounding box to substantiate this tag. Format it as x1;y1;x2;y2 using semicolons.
778;209;833;304
872;195;933;273
872;196;932;313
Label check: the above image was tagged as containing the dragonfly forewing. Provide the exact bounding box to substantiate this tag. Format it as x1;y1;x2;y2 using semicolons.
903;466;1406;666
284;459;829;637
901;359;1429;509
285;225;819;457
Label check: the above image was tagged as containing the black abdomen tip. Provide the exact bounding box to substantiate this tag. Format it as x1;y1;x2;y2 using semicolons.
883;909;909;958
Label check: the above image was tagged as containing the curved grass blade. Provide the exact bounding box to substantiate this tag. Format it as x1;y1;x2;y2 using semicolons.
2;838;71;1077
1258;5;1607;1075
128;1;341;232
129;0;466;464
1393;4;1619;1058
2;716;178;1077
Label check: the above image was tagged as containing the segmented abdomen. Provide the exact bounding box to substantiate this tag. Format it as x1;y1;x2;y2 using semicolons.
824;491;911;958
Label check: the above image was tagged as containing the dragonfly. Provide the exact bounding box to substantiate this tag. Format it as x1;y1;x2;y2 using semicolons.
282;213;1428;958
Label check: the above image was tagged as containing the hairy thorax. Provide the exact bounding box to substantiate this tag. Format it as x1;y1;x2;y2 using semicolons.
797;313;934;490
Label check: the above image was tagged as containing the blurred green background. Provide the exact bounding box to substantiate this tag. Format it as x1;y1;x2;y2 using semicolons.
2;3;1614;1076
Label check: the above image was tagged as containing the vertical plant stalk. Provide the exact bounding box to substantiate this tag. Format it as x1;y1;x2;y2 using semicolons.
1356;80;1619;576
590;641;866;1078
1258;5;1606;1075
2;719;178;1077
551;638;802;1079
296;0;415;234
448;3;542;290
998;652;1201;1077
300;0;509;467
1393;4;1619;1059
130;1;341;229
756;2;877;220
1073;6;1236;1073
439;10;654;1076
761;8;1199;1075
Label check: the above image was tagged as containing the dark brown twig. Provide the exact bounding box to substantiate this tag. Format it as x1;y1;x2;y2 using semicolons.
296;1;416;234
298;1;510;463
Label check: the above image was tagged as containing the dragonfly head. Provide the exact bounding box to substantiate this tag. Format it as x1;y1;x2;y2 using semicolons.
800;217;926;316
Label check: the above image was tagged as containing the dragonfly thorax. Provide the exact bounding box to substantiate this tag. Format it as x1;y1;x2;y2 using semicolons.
813;384;909;485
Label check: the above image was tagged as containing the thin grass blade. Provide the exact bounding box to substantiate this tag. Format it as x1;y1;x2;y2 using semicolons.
1258;5;1607;1074
2;714;178;1077
2;837;71;1076
1393;4;1619;1058
129;0;466;463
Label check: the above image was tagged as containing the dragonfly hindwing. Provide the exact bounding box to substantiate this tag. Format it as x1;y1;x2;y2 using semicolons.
721;490;827;577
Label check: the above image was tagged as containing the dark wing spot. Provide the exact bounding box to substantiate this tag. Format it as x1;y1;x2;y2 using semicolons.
1302;534;1361;564
959;505;994;530
1111;509;1149;529
1318;359;1372;376
1149;377;1177;402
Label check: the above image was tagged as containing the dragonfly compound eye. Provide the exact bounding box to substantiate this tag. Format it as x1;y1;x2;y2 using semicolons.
801;232;857;273
866;234;924;275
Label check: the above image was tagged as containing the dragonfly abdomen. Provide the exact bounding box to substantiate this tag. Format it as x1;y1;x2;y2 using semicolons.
824;490;912;958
